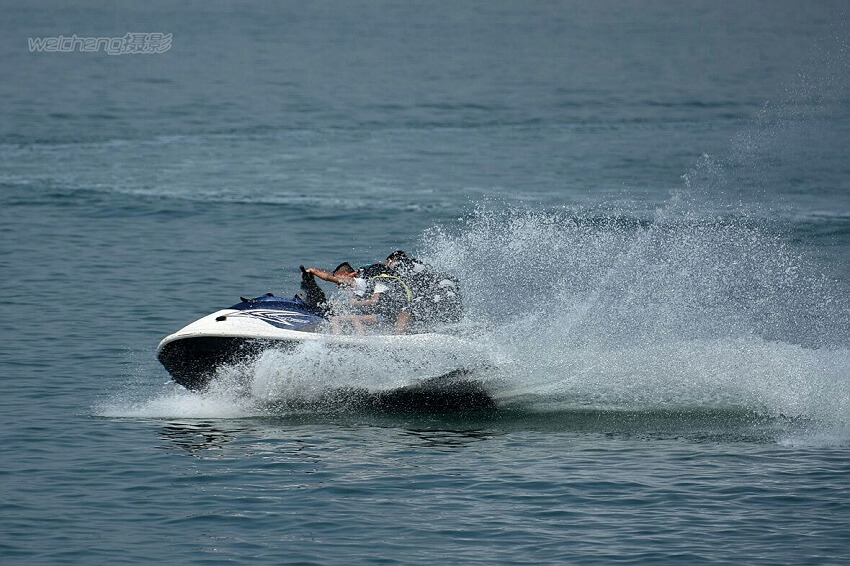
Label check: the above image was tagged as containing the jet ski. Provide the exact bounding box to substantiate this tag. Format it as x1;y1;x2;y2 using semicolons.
157;267;495;411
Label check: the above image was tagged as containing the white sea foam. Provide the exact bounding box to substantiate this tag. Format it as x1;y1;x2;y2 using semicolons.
97;384;257;419
416;205;849;423
247;335;493;402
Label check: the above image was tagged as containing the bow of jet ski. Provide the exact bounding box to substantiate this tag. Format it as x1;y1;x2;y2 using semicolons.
156;293;327;390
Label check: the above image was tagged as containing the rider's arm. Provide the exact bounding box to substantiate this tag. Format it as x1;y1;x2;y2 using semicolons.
306;267;347;286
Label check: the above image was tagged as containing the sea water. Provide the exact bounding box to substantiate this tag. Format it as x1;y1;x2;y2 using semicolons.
2;1;849;564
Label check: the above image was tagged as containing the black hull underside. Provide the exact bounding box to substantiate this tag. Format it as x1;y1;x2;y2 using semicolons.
157;336;495;412
157;336;287;391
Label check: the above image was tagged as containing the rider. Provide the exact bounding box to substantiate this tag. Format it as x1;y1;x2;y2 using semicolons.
305;262;411;334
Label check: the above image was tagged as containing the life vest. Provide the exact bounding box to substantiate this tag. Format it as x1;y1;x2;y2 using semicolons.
358;261;463;323
352;266;413;319
370;273;414;303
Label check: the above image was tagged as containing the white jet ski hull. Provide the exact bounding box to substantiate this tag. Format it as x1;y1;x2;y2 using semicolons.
157;298;494;411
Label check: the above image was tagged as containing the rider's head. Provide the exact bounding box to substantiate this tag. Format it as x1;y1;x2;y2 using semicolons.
385;250;409;268
332;262;356;277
